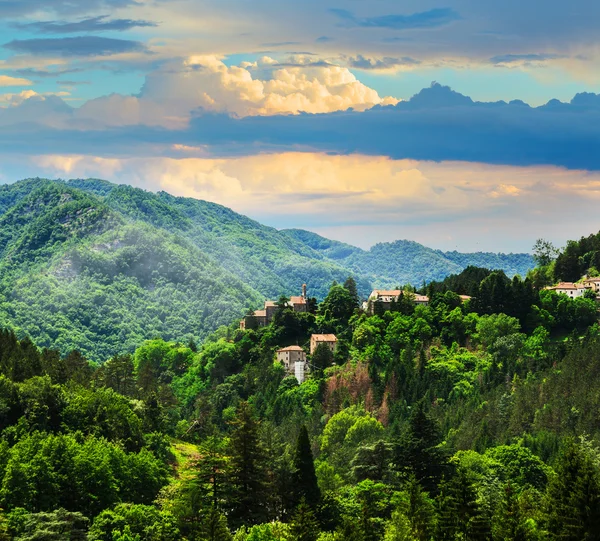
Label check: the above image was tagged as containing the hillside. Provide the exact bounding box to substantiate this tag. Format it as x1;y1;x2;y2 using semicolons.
0;178;534;360
281;229;534;286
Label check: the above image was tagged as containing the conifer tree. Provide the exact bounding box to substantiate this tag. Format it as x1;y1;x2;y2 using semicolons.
292;425;321;509
395;401;447;494
200;506;233;541
184;434;230;533
436;468;486;541
492;483;532;541
403;475;435;541
352;440;395;483
343;276;360;309
545;441;600;540
228;402;271;529
289;499;320;541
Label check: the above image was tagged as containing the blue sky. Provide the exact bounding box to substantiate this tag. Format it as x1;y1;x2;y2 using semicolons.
1;0;599;252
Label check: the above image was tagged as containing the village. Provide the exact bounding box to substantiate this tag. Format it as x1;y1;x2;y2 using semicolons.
239;284;435;383
239;276;600;384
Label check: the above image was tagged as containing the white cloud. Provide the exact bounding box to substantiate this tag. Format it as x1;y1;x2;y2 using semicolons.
27;152;600;251
0;90;70;107
0;76;33;87
75;55;398;128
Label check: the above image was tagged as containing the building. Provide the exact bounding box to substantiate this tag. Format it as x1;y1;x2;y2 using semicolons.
545;282;589;299
583;277;600;293
276;345;309;383
310;334;338;355
366;289;429;315
240;284;309;329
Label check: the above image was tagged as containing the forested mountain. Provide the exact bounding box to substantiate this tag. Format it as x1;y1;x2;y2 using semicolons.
0;178;533;361
1;259;600;539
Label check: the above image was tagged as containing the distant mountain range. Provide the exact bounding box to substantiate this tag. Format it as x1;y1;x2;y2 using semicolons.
0;178;534;360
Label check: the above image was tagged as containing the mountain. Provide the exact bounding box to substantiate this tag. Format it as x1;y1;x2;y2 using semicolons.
0;178;534;361
281;230;533;288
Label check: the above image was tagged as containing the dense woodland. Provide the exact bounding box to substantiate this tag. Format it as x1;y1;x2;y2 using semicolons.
1;222;600;540
0;179;532;361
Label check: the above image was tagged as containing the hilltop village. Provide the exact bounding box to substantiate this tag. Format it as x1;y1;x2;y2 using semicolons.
239;274;600;385
240;283;439;383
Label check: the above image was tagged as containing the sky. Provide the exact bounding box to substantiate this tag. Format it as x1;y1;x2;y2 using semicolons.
1;0;600;253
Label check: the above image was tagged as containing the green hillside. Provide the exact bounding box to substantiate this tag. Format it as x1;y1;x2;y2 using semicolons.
282;230;534;286
0;178;534;361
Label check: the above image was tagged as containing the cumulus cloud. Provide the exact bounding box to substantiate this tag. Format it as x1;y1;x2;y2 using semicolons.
0;75;33;86
22;152;600;251
0;90;70;108
3;36;147;57
13;15;158;34
72;55;399;127
5;82;600;173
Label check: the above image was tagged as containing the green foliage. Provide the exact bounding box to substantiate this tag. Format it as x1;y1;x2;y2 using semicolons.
292;426;321;508
88;504;179;541
11;508;89;541
545;441;600;540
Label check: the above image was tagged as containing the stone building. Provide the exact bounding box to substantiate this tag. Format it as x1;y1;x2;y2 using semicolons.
365;289;429;315
276;345;309;383
240;284;309;329
310;334;338;355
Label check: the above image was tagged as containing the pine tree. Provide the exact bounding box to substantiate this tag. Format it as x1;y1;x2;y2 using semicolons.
395;402;447;494
403;476;435;541
492;483;532;541
200;507;233;541
545;441;600;541
292;426;321;508
352;440;394;483
436;468;485;541
289;499;320;541
227;402;271;529
343;276;360;309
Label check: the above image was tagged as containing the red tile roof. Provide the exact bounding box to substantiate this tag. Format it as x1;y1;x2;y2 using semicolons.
277;345;305;352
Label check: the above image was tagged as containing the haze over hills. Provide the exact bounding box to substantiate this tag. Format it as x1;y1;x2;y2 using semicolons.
0;178;534;360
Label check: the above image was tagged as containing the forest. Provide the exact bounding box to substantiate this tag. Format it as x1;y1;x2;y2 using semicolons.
0;178;533;361
1;230;600;540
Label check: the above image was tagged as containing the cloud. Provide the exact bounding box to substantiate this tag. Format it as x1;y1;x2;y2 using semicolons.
57;80;91;86
15;67;83;78
70;55;398;127
330;7;461;30
0;90;70;108
490;53;563;67
20;152;600;252
5;82;600;173
260;41;302;48
13;15;158;33
4;36;147;57
0;75;33;86
344;55;420;71
0;0;139;17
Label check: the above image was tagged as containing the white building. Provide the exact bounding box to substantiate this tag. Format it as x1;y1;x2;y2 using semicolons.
545;282;589;298
366;289;429;314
